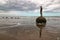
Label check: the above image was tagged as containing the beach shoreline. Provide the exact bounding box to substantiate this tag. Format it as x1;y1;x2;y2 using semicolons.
0;16;60;40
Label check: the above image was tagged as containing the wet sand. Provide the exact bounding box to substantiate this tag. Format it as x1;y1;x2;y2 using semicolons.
0;16;60;40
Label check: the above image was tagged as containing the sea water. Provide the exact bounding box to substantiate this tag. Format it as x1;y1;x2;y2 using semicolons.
0;11;60;16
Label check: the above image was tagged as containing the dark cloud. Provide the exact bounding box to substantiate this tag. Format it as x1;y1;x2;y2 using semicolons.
0;0;60;12
0;0;39;11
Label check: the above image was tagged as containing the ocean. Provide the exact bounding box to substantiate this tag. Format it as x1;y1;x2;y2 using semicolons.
0;11;60;40
0;11;60;16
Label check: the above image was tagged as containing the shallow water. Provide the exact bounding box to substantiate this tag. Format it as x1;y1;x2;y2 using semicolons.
0;16;60;40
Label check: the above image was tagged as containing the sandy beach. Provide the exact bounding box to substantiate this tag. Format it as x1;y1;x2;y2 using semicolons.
0;16;60;40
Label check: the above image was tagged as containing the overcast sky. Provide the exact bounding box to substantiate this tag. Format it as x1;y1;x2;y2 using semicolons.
0;0;60;13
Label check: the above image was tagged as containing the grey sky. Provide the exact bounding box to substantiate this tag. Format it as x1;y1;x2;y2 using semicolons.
0;0;60;12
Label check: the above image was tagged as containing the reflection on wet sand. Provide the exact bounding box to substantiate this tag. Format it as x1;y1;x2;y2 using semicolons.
0;16;60;40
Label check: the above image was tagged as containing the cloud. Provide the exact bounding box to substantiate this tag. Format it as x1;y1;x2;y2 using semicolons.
44;0;60;12
0;0;60;12
0;0;39;11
